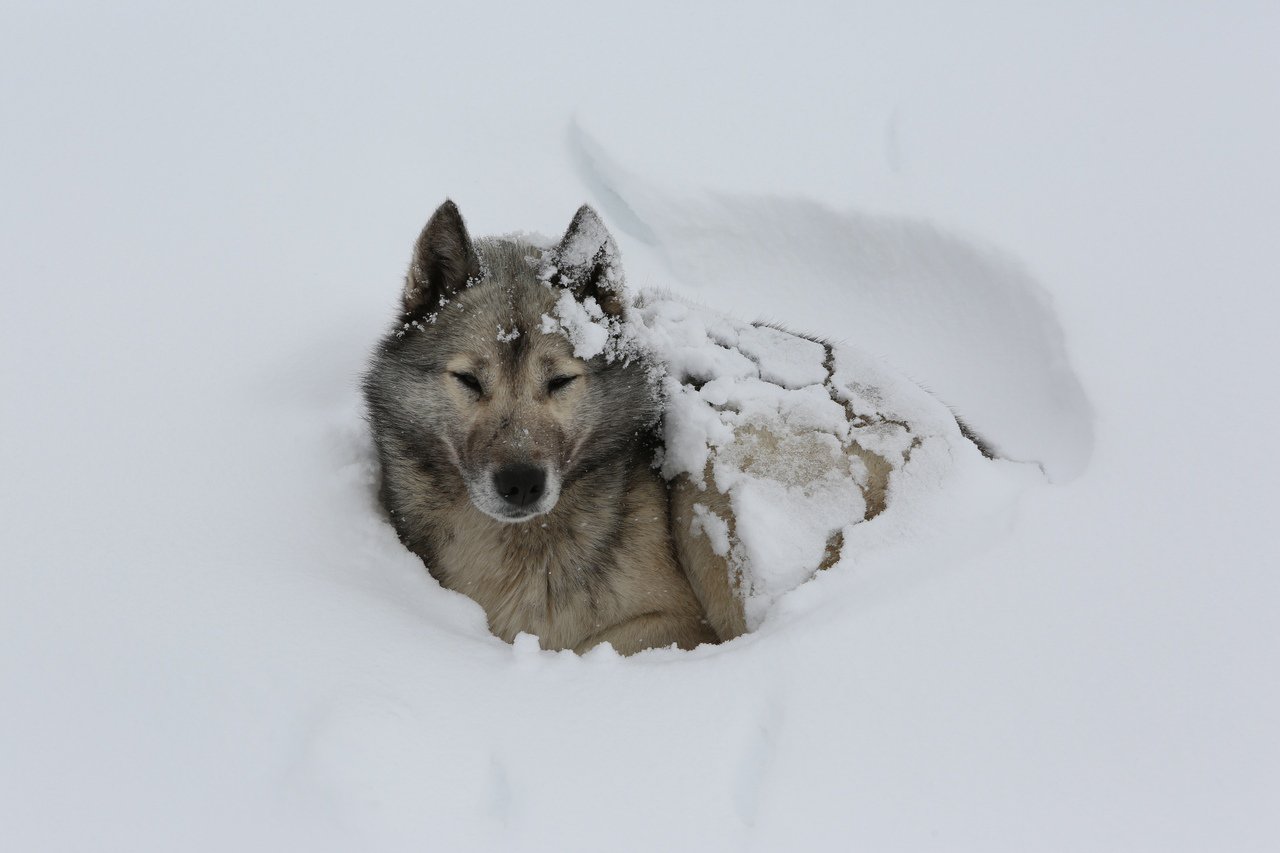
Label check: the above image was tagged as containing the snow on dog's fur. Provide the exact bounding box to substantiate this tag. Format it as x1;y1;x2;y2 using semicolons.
365;202;714;654
366;201;995;652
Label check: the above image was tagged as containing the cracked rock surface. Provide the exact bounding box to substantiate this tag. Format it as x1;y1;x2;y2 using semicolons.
633;293;984;637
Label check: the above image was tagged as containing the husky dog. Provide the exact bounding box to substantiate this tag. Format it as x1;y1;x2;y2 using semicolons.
364;201;716;654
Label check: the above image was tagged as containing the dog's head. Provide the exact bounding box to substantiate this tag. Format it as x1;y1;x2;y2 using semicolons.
367;201;657;524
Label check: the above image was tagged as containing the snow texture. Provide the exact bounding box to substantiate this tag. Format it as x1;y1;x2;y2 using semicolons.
3;4;1279;852
571;125;1097;482
570;289;1032;630
539;290;612;359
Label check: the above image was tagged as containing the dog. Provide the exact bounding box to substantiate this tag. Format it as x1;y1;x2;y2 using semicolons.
364;201;717;654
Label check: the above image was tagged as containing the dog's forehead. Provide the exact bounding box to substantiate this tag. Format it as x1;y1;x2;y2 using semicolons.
440;277;575;363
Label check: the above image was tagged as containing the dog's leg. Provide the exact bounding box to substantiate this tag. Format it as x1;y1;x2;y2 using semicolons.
574;611;717;656
669;473;749;642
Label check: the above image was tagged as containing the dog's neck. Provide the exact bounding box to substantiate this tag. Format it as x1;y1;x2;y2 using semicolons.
402;454;664;646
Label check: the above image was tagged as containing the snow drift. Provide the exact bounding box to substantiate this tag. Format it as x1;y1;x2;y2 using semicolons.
571;123;1095;482
540;277;1042;638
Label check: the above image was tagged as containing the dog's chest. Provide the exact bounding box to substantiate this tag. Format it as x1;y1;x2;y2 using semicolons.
433;517;609;648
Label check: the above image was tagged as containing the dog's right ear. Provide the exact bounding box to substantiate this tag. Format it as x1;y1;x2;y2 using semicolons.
549;205;626;318
403;200;481;317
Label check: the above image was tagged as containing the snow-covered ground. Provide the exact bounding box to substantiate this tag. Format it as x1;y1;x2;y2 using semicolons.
3;2;1278;850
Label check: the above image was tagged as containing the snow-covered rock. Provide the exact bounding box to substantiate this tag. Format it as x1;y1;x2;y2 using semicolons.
540;283;1031;638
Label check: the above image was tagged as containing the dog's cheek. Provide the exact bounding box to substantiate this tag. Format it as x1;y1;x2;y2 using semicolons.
545;422;570;470
546;399;584;466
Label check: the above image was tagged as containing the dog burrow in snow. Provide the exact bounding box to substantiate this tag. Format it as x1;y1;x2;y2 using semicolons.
365;201;991;654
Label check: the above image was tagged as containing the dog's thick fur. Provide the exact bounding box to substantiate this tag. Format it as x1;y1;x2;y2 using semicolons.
365;202;716;654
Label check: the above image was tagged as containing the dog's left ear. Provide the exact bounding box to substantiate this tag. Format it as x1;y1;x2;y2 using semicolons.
548;205;626;317
403;200;481;317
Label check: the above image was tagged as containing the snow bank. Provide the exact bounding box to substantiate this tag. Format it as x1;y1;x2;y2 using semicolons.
570;123;1096;482
537;279;1037;635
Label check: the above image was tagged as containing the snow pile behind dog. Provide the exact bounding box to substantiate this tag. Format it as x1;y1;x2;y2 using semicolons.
541;256;1037;629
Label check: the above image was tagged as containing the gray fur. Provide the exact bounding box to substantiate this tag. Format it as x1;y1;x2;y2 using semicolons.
365;201;714;654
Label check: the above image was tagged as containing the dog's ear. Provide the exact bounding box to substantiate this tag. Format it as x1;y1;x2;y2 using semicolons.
403;200;481;317
549;205;626;318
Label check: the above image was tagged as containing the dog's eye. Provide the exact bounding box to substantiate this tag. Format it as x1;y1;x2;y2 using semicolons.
451;371;484;394
547;375;578;394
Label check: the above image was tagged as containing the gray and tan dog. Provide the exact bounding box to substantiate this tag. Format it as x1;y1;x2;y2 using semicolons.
365;202;717;654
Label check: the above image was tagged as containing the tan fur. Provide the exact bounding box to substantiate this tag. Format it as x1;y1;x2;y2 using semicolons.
367;207;717;655
369;202;927;654
430;465;713;654
670;471;749;642
374;291;716;653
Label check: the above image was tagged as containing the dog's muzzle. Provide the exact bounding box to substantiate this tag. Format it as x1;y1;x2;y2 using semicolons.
493;464;546;510
467;462;561;522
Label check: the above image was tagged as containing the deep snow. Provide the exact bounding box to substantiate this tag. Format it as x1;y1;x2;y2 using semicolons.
3;2;1279;851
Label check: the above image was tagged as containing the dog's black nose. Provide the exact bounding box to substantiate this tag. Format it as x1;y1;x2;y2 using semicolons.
493;464;547;509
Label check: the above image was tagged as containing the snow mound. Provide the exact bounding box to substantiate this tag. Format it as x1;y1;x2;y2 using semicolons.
570;122;1095;482
539;285;1037;636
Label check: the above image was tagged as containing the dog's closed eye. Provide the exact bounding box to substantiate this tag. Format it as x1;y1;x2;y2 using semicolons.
451;371;484;394
547;375;578;394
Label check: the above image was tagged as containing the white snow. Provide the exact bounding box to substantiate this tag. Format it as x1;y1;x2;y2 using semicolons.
689;502;732;558
2;3;1279;852
539;290;612;360
591;289;1029;628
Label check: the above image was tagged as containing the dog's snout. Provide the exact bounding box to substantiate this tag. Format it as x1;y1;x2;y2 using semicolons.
493;464;546;509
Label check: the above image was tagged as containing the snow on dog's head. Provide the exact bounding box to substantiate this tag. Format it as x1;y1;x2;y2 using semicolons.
365;202;659;525
367;200;1038;646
